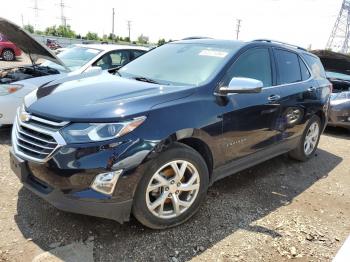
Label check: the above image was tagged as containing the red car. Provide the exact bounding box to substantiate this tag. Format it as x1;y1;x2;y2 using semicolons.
0;33;22;61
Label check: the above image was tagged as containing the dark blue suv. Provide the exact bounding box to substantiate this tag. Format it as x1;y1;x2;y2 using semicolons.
10;39;331;229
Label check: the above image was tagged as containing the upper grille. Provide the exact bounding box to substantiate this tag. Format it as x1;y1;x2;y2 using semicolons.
12;107;68;163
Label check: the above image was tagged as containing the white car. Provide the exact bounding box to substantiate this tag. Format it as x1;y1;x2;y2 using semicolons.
0;18;148;125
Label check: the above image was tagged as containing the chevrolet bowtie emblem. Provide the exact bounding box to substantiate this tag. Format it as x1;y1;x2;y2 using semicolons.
20;112;31;122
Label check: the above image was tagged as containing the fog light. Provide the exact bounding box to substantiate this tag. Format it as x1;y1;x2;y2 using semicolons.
91;170;122;195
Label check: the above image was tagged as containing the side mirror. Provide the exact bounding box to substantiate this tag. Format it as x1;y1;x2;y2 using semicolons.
219;77;263;95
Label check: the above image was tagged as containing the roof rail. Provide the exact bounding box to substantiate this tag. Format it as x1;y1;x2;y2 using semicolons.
182;36;213;40
253;39;307;51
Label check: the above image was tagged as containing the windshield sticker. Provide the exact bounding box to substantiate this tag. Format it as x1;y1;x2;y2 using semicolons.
199;50;228;58
86;49;100;54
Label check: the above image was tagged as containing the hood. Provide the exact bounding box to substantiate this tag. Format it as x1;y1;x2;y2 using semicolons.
0;17;69;70
24;73;195;122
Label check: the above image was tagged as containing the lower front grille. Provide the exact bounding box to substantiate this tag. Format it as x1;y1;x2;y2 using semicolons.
12;107;68;163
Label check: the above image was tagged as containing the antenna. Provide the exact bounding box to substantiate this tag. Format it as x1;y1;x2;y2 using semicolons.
326;0;350;53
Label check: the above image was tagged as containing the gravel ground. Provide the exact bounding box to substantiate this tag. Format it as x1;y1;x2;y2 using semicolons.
0;55;31;68
0;126;349;262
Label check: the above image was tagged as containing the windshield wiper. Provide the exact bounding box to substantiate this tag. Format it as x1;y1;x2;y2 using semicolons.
133;76;161;84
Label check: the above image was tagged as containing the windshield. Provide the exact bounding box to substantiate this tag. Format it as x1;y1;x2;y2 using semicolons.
41;47;102;72
326;71;350;81
331;91;350;100
119;43;241;86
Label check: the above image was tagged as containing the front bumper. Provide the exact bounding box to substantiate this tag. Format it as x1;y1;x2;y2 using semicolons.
9;134;156;222
328;106;350;129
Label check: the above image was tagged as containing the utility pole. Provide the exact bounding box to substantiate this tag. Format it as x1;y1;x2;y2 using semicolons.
236;19;242;40
127;20;131;42
58;0;70;27
112;8;115;37
29;0;41;29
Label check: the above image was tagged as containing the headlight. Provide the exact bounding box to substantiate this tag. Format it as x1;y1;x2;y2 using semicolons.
0;84;23;96
61;116;146;143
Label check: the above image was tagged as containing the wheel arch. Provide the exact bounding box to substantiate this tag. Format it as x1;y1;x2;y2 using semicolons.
146;128;215;180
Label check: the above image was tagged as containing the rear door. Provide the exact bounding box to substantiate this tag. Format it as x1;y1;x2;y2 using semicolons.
272;48;318;141
221;47;282;162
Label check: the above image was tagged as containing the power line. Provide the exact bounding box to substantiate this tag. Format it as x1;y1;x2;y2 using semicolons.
236;19;242;40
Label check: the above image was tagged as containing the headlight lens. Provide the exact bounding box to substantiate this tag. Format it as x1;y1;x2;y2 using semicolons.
61;116;146;143
0;84;23;96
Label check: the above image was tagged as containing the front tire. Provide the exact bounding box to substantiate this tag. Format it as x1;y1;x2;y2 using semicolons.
289;115;321;161
2;49;15;61
132;143;209;229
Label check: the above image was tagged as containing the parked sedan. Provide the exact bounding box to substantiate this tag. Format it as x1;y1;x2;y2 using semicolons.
0;33;22;61
0;17;148;125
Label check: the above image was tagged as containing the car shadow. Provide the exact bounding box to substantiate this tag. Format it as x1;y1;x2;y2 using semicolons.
14;147;342;261
324;126;350;140
0;125;11;145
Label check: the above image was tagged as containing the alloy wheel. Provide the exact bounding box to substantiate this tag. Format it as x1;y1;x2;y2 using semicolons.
2;50;14;61
304;122;320;155
146;160;200;219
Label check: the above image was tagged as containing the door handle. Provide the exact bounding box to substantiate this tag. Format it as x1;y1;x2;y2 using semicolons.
307;86;317;92
268;94;281;102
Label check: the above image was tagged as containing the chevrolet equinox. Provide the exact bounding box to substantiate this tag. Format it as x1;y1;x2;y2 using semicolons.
10;39;331;229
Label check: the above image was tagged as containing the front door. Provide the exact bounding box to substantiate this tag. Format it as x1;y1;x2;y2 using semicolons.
220;47;282;163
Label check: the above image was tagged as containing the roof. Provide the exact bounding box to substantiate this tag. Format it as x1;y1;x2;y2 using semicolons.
172;38;310;54
75;43;149;52
174;39;245;48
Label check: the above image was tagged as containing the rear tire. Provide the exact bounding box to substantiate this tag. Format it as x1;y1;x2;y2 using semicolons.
132;143;209;229
289;115;321;161
2;49;15;61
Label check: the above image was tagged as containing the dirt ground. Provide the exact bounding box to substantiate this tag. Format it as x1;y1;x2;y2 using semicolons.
0;55;31;68
0;125;349;262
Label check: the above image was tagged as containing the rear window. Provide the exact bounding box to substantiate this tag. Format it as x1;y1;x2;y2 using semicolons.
275;49;302;84
303;54;327;79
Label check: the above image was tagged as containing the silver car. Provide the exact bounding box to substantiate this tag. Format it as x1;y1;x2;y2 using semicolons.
0;17;148;125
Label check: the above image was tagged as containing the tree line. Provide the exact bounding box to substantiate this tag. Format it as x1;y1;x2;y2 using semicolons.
23;24;171;46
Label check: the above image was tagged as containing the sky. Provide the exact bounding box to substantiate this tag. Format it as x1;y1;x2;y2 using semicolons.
0;0;343;49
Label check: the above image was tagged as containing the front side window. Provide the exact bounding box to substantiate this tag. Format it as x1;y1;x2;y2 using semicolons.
275;49;301;85
227;48;272;87
119;43;242;86
131;50;146;60
41;47;102;72
94;50;130;70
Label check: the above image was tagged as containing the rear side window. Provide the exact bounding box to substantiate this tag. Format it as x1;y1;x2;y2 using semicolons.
299;58;311;80
275;49;301;84
303;54;327;79
228;48;272;87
